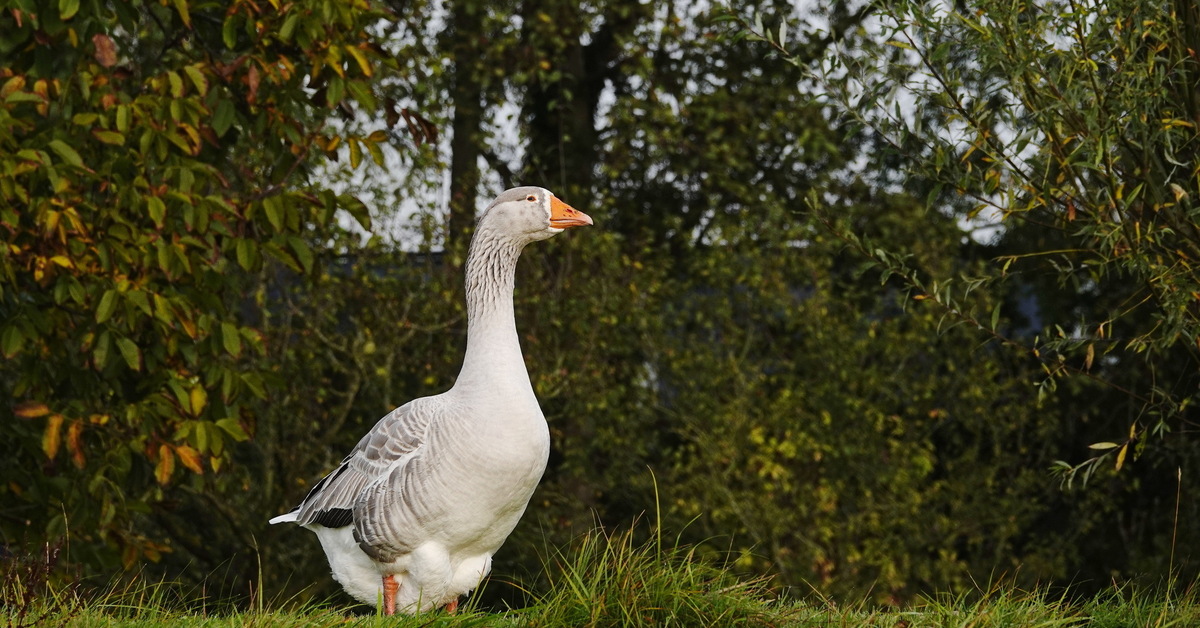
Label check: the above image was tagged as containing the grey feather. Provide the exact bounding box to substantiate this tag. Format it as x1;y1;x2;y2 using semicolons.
290;400;433;528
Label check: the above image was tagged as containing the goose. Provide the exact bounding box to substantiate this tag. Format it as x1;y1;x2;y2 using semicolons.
269;186;592;614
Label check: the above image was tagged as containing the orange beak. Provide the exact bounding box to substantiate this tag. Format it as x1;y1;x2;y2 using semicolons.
549;195;593;229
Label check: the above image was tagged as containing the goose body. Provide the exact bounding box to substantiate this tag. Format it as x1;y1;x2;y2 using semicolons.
270;187;591;614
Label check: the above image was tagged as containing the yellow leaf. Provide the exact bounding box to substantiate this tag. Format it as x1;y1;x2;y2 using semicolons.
1115;444;1128;471
172;0;191;28
14;401;51;418
176;445;204;474
189;386;207;416
344;45;372;77
348;137;362;169
43;414;64;459
156;444;175;484
0;75;26;99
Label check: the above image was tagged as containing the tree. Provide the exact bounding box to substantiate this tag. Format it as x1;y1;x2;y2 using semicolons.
790;0;1200;477
755;0;1200;587
0;0;386;571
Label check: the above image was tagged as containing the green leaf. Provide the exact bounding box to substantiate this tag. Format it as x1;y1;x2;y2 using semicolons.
116;104;131;132
47;139;83;168
222;15;238;49
279;13;299;42
345;80;376;112
183;64;207;95
96;289;118;323
236;238;256;271
365;139;385;167
147;196;166;229
262;196;284;232
216;417;249;441
340;193;371;230
288;236;313;273
168;379;191;412
6;92;45;104
93;330;112;369
221;321;242;357
327;76;344;108
195;419;210;453
241;372;266;398
116;336;142;371
1;326;25;358
212;99;235;136
168;71;185;98
126;290;151;316
262;242;301;272
66;276;85;304
59;0;79;20
92;129;126;145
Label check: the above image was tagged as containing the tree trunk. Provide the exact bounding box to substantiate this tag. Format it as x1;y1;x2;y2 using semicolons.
447;0;484;250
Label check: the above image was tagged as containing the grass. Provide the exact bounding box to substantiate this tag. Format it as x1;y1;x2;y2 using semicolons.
5;528;1198;628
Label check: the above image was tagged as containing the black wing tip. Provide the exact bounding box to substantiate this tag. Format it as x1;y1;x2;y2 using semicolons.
309;508;353;529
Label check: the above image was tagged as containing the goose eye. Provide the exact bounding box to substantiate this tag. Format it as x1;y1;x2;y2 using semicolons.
526;195;537;202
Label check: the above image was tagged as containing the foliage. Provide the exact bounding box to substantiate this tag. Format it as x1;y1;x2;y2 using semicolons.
255;0;1196;606
0;0;387;570
6;0;1200;611
781;0;1200;482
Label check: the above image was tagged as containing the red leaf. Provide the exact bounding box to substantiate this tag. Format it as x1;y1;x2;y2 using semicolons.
246;63;260;103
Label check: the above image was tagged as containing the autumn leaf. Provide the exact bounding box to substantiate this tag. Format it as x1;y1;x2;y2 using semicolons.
246;63;260;103
176;445;204;474
67;421;86;468
14;401;51;418
92;33;118;68
155;444;175;484
43;414;64;459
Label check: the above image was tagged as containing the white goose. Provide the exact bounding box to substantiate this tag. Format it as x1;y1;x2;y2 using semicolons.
270;186;592;614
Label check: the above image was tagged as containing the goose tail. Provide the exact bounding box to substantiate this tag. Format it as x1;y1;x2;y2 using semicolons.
269;510;299;525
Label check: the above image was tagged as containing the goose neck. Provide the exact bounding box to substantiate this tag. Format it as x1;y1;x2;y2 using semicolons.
458;230;528;386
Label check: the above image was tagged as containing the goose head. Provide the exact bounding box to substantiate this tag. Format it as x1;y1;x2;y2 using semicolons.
477;186;592;244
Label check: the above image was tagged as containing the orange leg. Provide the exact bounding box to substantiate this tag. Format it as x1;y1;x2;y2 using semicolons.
444;598;459;614
381;575;399;616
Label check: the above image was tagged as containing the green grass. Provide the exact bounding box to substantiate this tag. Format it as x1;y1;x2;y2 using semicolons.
5;529;1198;627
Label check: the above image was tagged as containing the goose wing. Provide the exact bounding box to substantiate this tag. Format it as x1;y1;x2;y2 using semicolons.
282;400;434;529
